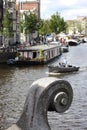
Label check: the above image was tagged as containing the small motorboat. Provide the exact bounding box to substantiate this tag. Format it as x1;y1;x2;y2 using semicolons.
48;62;80;73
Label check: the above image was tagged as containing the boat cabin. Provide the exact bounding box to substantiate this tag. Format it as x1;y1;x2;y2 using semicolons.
17;44;62;64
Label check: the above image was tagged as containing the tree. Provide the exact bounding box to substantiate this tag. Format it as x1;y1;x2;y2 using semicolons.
19;17;24;33
39;12;67;35
23;11;39;34
2;9;13;44
20;11;39;43
76;22;83;34
39;19;51;35
50;12;67;34
59;18;68;33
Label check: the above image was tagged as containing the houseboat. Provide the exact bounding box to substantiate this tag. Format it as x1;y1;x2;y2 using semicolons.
7;44;62;66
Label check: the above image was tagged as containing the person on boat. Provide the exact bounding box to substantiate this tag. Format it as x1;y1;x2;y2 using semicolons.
63;59;67;66
59;59;67;67
59;62;65;67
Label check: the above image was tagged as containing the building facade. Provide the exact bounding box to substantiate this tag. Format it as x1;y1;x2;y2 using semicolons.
0;0;20;46
67;16;87;35
17;0;40;21
16;0;40;43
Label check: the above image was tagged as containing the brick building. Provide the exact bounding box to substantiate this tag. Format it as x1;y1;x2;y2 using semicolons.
17;0;40;21
16;0;40;43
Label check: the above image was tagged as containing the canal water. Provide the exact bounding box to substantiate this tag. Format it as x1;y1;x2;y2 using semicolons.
0;43;87;130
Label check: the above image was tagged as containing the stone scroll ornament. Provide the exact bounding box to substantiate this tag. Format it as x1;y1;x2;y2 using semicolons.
6;77;73;130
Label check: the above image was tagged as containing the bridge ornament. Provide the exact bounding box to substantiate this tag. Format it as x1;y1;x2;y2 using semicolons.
6;77;73;130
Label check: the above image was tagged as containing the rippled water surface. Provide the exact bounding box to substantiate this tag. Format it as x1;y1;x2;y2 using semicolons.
0;43;87;130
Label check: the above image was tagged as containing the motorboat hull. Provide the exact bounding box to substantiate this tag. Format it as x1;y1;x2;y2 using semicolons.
48;65;79;73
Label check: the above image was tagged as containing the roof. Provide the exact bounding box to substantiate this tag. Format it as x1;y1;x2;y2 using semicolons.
18;44;61;51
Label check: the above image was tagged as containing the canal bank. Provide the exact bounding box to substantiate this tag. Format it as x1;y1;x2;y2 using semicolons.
0;43;87;130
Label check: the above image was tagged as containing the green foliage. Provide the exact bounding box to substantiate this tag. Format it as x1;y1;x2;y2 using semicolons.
39;19;51;35
22;11;39;34
76;22;83;33
2;9;13;37
19;20;24;33
19;11;67;36
39;12;67;35
50;12;67;34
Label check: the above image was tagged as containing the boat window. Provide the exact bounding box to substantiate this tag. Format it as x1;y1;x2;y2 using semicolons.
33;51;37;58
52;50;54;57
48;51;50;58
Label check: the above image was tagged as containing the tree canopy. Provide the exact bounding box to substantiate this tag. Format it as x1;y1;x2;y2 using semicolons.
2;9;13;38
39;19;51;35
21;11;39;34
39;12;67;35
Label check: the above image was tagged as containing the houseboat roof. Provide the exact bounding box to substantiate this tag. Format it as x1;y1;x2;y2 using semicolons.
18;44;61;52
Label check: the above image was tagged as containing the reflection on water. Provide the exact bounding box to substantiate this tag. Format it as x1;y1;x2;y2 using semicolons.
0;44;87;130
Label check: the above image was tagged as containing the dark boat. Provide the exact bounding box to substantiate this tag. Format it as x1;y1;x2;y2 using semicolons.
67;39;80;46
61;46;69;53
48;63;79;73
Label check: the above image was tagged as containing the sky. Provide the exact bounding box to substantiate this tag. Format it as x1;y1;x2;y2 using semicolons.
18;0;87;20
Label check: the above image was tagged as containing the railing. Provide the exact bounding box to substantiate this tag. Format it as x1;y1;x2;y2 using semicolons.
6;77;73;130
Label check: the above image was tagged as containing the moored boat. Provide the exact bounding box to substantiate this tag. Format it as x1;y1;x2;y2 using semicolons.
7;44;62;66
67;39;80;46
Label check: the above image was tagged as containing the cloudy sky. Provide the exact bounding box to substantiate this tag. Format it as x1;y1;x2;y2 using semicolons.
40;0;87;20
18;0;87;20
